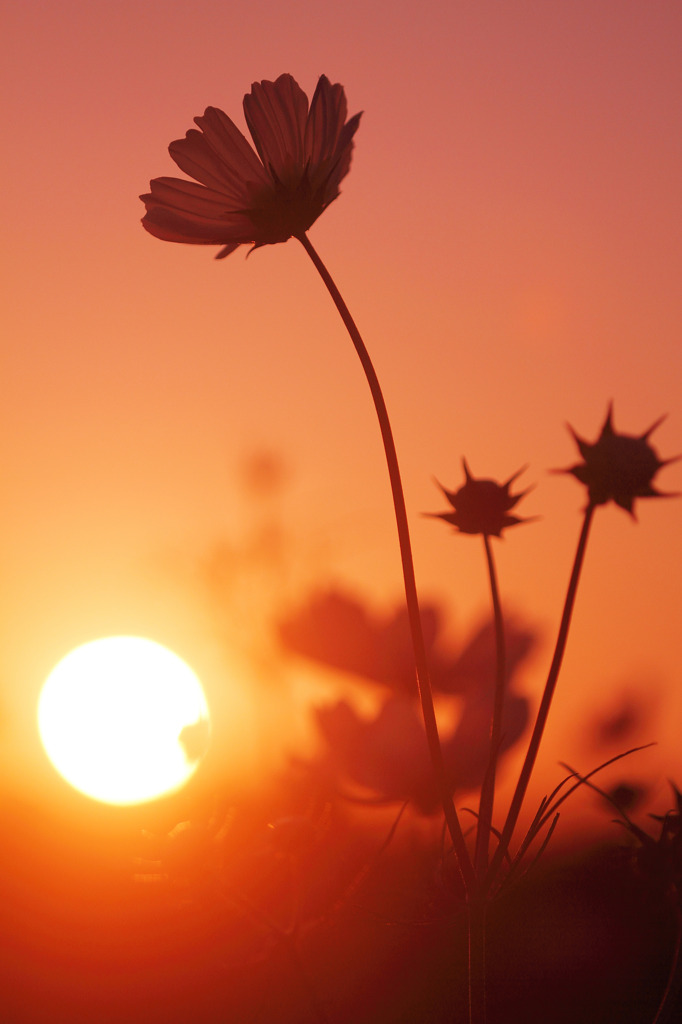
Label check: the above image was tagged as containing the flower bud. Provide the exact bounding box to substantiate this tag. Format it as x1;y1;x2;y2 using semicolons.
561;405;678;516
429;460;533;538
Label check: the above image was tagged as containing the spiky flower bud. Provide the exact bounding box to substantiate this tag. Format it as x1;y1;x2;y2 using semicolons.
429;460;533;538
561;405;678;516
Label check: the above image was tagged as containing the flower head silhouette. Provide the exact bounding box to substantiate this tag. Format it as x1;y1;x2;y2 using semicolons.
140;74;361;259
278;587;535;695
430;459;533;537
314;685;529;813
561;405;678;515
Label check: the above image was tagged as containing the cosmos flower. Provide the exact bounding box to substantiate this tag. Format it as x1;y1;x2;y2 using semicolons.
561;405;678;515
429;459;533;537
315;686;528;813
278;587;535;695
140;74;361;259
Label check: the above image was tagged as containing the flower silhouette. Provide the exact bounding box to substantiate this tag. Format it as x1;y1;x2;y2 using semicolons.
561;405;678;515
279;587;534;811
278;588;535;695
315;685;529;813
141;74;361;259
429;459;533;537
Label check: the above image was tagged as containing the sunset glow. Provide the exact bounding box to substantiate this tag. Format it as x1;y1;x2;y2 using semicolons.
5;5;682;796
38;637;210;805
4;3;682;1020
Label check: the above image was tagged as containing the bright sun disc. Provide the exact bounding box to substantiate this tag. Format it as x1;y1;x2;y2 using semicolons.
38;637;210;805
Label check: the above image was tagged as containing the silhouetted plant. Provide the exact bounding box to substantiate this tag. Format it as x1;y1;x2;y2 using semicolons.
141;74;680;1024
561;775;682;1024
278;591;533;811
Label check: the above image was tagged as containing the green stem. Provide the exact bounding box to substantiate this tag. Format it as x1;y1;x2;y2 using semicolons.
298;232;474;892
485;502;596;892
474;534;506;877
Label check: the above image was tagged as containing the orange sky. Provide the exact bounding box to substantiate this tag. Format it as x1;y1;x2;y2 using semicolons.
3;0;682;810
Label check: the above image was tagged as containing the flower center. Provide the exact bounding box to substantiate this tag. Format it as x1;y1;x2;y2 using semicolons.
248;172;326;243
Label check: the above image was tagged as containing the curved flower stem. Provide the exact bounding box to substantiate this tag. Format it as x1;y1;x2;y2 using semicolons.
484;502;596;893
474;534;506;877
297;231;474;892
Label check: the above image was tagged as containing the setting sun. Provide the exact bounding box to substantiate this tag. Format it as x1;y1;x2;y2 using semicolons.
37;637;210;805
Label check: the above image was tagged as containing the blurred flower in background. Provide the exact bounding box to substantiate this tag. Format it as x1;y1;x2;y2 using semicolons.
278;588;535;811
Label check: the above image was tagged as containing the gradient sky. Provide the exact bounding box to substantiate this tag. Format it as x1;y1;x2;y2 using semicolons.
3;0;682;806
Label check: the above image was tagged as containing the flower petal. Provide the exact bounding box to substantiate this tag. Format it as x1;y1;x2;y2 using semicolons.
243;74;309;182
142;176;237;217
320;112;362;198
193;107;270;189
142;205;256;245
169;129;242;193
168;109;269;198
305;76;347;168
141;211;224;246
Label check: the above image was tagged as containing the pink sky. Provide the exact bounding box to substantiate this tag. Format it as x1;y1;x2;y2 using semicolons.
3;0;682;807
